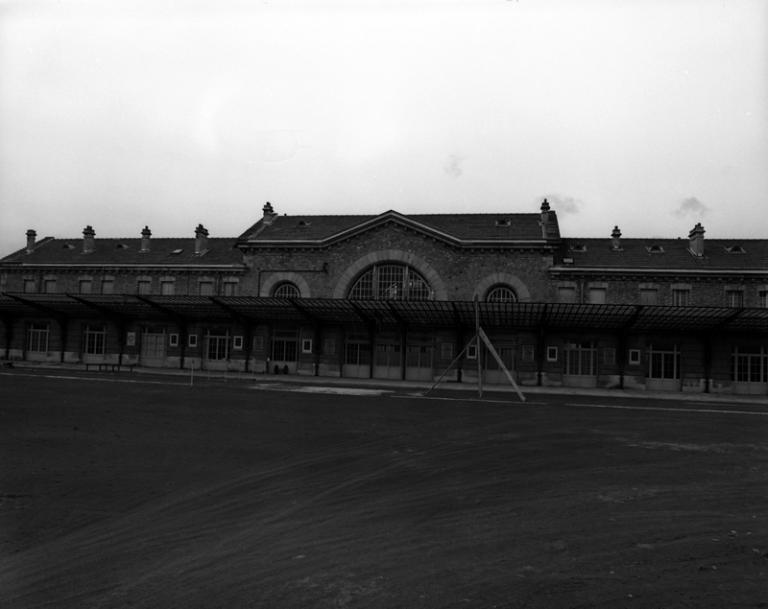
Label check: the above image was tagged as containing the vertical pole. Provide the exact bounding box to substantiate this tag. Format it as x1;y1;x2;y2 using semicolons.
475;296;482;399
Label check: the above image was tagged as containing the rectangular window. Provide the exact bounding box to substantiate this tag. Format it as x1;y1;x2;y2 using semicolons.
160;280;175;296
672;289;690;307
760;291;768;308
648;345;679;379
558;287;577;303
233;336;244;351
546;346;558;362
731;347;767;383
84;325;106;355
27;323;49;352
222;281;238;296
565;341;597;375
588;288;606;304
301;338;313;354
188;334;198;348
375;343;402;366
169;333;179;347
101;279;115;295
272;337;298;361
521;344;535;363
726;290;744;308
344;342;371;366
78;279;92;294
42;279;57;294
199;281;215;296
485;346;514;371
206;334;229;361
639;289;658;306
628;349;641;365
137;280;151;295
23;279;36;293
466;343;478;360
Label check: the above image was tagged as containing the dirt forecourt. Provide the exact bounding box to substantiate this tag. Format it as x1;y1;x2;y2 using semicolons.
1;370;767;609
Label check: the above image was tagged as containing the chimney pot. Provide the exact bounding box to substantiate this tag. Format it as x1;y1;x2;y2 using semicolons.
26;229;37;253
82;225;95;254
688;222;705;257
611;225;622;250
194;223;209;255
140;226;152;252
262;201;278;226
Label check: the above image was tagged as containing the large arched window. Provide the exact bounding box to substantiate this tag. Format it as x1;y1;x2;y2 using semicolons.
273;281;300;298
486;284;517;303
348;263;432;301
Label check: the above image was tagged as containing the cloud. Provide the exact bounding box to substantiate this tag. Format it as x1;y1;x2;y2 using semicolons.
674;196;710;219
544;194;582;214
444;154;464;178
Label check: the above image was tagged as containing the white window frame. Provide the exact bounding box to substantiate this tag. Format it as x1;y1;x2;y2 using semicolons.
27;323;50;353
169;333;179;347
546;346;558;362
233;335;244;351
301;338;313;354
188;334;198;348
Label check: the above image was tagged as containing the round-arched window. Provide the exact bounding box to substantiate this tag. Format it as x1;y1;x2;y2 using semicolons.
486;285;517;303
273;281;300;298
348;263;432;301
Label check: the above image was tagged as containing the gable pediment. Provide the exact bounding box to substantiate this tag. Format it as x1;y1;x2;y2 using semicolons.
238;209;550;249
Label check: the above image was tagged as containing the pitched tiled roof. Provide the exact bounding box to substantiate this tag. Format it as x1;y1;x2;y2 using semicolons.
559;238;768;271
1;237;244;267
238;210;552;243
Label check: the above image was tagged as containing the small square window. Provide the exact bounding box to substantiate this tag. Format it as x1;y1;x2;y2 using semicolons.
233;336;244;350
466;344;478;360
301;338;313;354
546;346;558;362
169;333;179;347
188;334;198;348
628;349;641;365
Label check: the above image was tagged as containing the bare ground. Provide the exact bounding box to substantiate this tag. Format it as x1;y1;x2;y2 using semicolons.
1;372;767;608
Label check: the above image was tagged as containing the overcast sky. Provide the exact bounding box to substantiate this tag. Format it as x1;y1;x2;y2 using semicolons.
1;0;766;255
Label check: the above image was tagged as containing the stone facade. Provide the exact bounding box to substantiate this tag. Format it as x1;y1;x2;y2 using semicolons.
1;201;766;395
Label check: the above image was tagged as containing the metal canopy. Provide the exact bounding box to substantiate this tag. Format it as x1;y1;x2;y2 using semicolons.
0;293;766;334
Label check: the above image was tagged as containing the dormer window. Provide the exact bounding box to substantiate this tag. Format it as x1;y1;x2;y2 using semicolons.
495;218;511;227
297;220;311;227
646;244;664;254
62;243;75;249
116;243;129;249
170;248;183;255
725;245;746;254
569;243;587;253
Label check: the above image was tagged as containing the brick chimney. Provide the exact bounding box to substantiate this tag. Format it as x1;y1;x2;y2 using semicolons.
611;226;622;251
82;225;95;254
539;198;559;239
262;201;278;226
194;223;209;255
26;229;37;253
688;222;705;257
140;226;151;253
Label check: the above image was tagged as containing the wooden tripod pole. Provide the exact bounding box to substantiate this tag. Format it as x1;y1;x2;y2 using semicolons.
475;296;482;399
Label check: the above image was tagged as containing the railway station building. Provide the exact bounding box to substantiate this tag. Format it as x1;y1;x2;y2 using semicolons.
1;200;767;395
